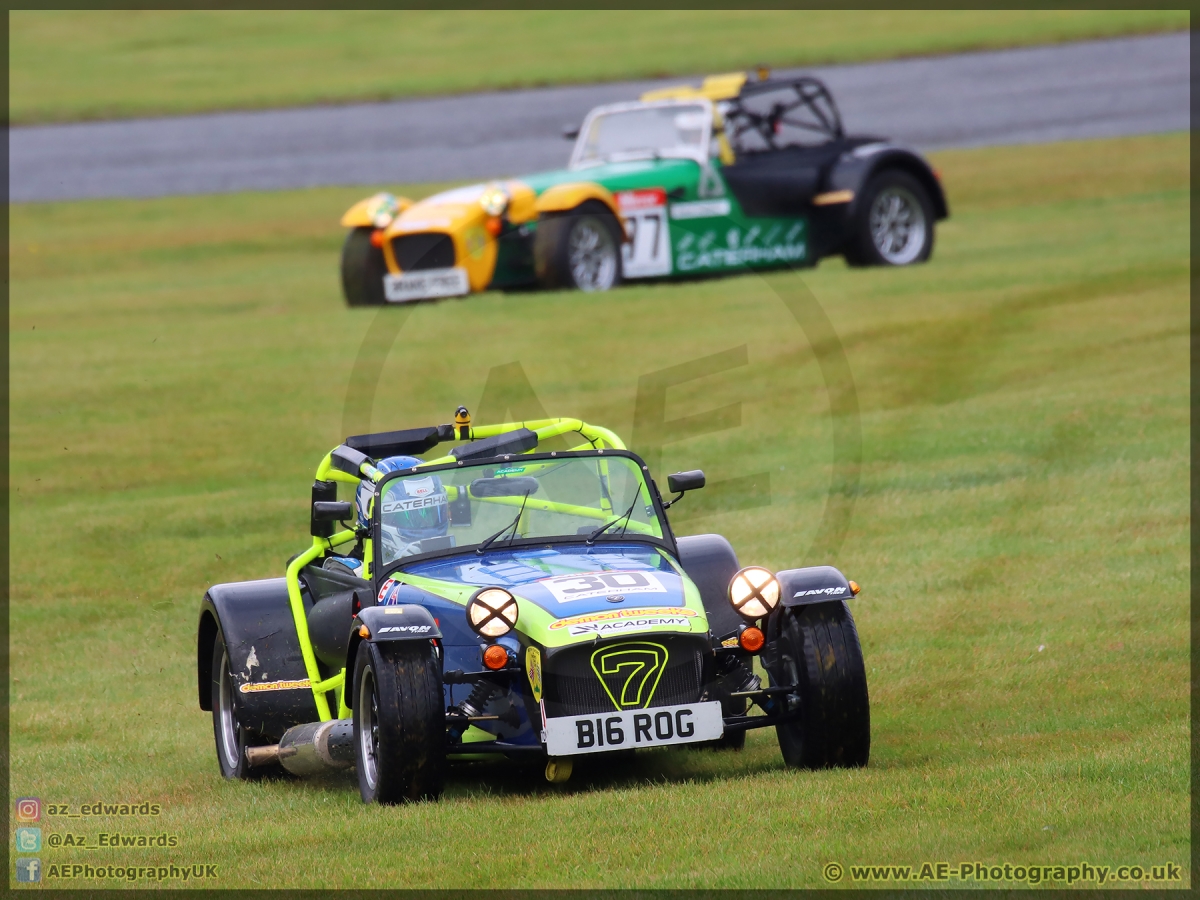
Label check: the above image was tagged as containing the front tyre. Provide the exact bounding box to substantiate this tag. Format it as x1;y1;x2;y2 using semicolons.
534;200;623;292
210;634;276;780
771;602;870;769
353;640;446;804
341;226;388;306
844;169;934;267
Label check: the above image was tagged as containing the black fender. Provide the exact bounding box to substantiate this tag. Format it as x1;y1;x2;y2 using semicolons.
777;565;855;608
675;533;743;640
343;603;443;707
811;142;947;258
828;143;947;219
197;578;318;741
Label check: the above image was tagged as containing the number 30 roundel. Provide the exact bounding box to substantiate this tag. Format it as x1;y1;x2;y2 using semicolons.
540;571;667;603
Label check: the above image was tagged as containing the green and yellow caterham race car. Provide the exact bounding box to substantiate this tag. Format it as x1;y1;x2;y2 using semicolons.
340;70;946;305
198;412;870;803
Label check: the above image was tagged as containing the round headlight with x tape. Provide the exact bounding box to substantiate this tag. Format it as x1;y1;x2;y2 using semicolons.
728;566;781;620
466;587;519;638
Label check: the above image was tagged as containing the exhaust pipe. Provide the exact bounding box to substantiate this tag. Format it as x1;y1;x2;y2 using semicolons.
245;719;355;775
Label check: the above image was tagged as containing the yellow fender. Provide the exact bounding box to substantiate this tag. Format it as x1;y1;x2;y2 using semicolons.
340;192;412;229
535;183;626;239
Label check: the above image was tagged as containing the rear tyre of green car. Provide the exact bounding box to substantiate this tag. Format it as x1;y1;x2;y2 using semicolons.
353;640;446;804
534;200;624;292
210;634;279;780
772;601;870;769
844;168;934;267
341;226;389;306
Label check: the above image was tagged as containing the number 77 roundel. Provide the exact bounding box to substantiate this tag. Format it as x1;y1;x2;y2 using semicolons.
617;189;673;278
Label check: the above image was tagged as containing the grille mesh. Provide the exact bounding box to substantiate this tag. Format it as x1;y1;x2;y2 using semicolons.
544;638;704;717
392;233;456;271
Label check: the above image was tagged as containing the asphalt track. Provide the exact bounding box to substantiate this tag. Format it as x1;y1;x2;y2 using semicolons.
8;33;1190;203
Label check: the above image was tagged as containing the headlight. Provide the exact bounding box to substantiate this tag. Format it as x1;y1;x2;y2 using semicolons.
467;587;519;638
728;566;781;619
479;185;509;218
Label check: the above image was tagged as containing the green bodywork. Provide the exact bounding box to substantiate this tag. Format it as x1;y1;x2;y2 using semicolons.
492;158;808;287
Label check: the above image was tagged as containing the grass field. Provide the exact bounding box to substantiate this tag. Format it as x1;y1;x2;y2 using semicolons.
9;132;1189;889
9;9;1189;124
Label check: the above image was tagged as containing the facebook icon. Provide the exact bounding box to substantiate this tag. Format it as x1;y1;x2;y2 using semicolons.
16;858;41;883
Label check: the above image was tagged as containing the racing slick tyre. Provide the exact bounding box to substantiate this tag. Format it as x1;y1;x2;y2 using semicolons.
210;634;279;780
771;601;870;769
352;640;446;804
844;169;934;267
534;200;624;292
341;226;388;307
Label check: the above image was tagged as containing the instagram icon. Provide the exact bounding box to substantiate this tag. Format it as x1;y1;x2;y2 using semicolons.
15;798;41;822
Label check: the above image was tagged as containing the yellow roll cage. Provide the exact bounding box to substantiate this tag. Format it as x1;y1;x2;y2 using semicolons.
286;415;638;721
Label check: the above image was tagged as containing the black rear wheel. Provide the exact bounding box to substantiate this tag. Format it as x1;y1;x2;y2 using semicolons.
353;640;446;804
844;169;934;267
534;200;623;292
210;634;276;780
771;602;870;768
341;226;388;306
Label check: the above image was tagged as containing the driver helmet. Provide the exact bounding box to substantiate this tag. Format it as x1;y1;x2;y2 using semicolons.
355;456;449;559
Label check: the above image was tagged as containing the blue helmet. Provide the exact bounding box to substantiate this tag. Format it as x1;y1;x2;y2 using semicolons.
356;456;449;559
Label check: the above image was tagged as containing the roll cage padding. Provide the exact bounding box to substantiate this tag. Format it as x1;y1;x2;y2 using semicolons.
346;425;453;459
448;427;538;461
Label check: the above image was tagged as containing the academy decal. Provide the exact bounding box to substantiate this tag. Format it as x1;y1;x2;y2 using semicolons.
567;616;691;637
239;679;312;694
539;570;668;603
561;615;693;637
549;607;697;630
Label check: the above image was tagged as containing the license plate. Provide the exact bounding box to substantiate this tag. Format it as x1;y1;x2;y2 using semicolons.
383;267;469;302
544;701;723;756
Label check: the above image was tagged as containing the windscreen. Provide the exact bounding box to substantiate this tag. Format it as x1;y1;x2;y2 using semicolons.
574;104;709;166
375;454;664;566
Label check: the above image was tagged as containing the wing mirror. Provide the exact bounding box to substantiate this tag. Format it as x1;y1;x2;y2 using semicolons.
562;124;580;140
311;498;354;537
668;470;706;493
664;470;705;508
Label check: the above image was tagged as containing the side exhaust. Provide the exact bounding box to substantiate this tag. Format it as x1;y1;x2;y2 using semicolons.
245;719;355;775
